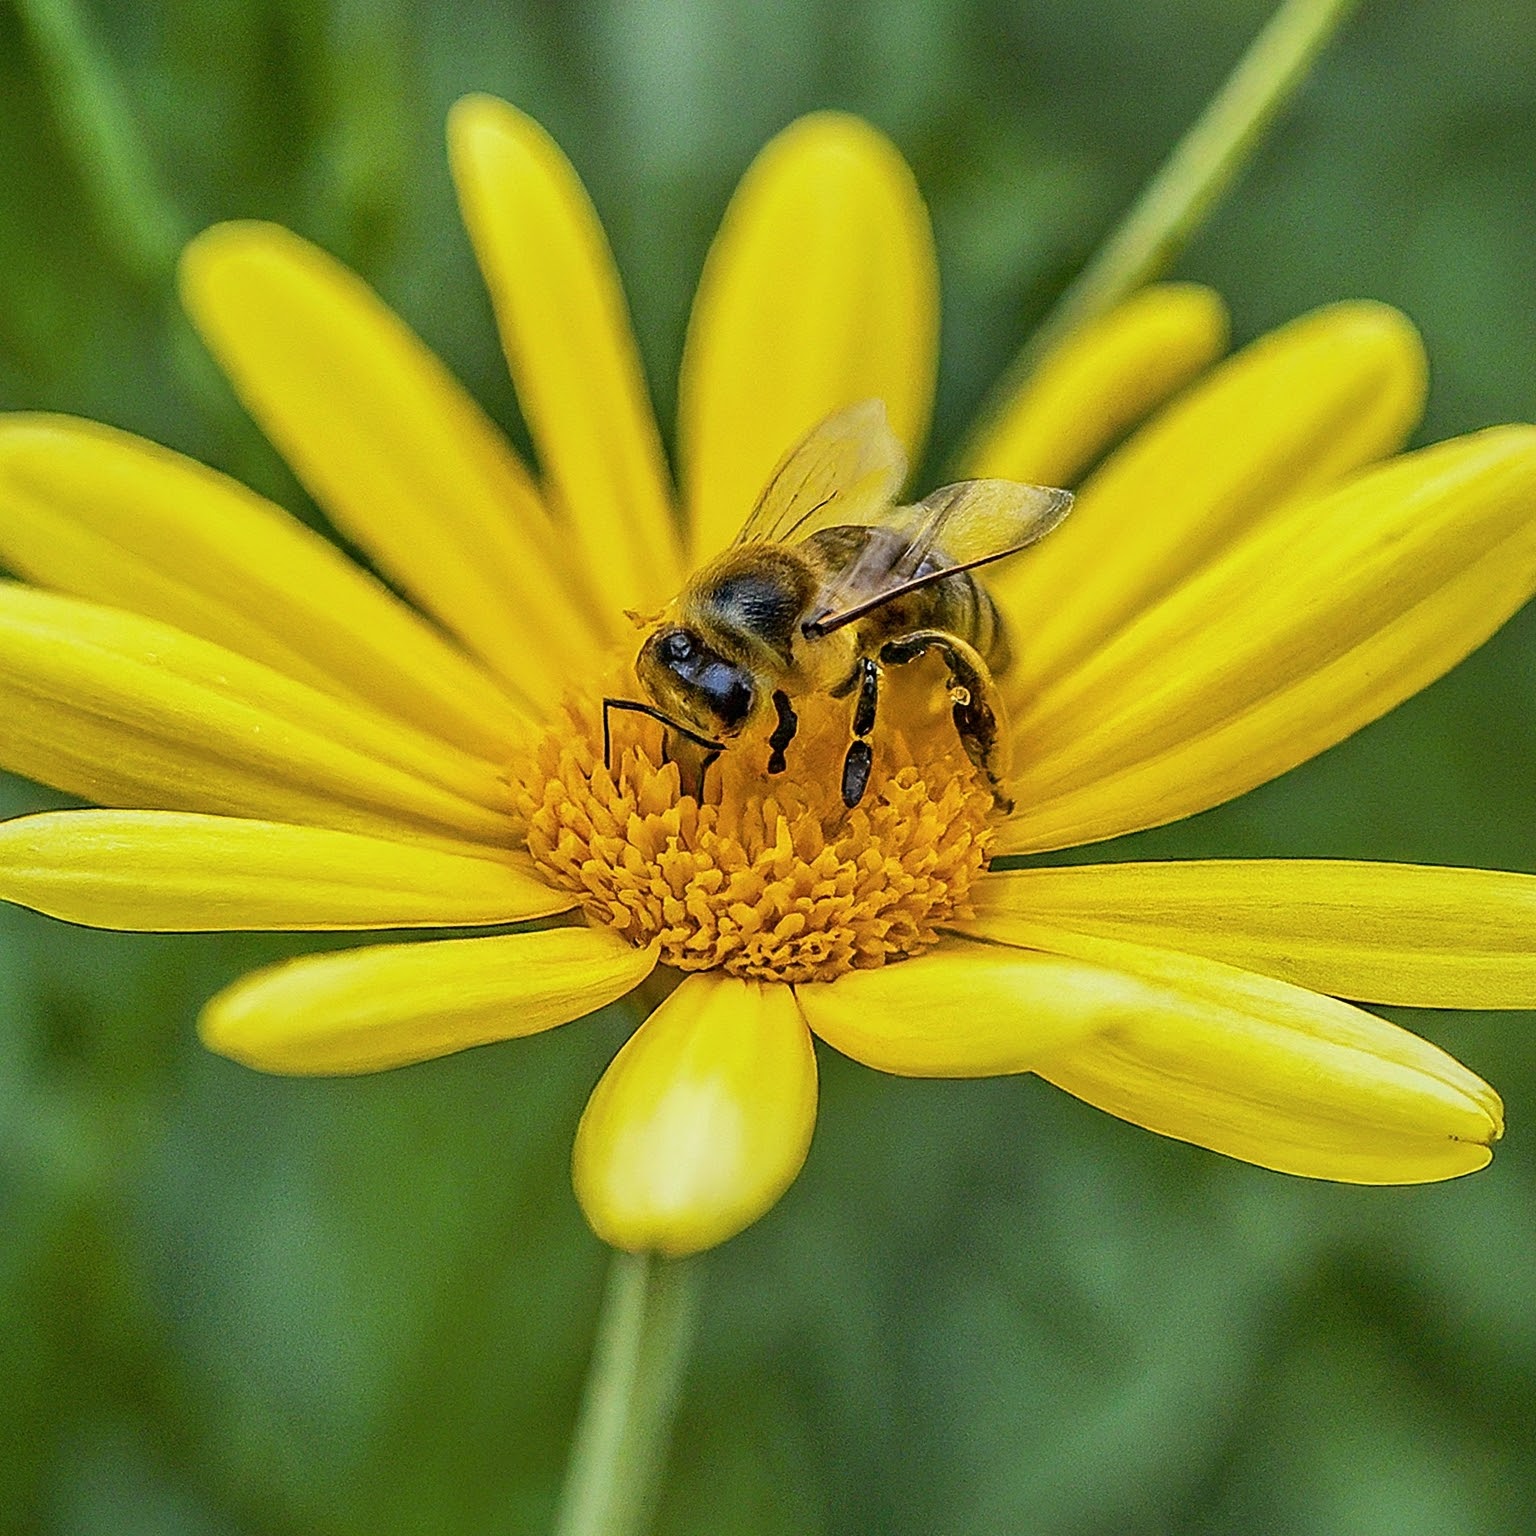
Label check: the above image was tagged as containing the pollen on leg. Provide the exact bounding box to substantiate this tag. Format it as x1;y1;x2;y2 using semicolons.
509;694;998;984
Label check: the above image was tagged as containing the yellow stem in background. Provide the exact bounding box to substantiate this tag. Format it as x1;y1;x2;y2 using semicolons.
962;0;1364;465
553;1249;701;1536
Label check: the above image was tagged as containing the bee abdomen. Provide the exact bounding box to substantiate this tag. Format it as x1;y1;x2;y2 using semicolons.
961;571;1011;675
869;563;1012;675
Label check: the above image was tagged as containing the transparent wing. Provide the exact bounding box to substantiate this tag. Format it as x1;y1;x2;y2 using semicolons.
805;478;1073;637
732;399;908;546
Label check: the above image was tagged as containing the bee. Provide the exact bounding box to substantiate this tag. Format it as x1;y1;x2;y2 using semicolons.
604;400;1072;811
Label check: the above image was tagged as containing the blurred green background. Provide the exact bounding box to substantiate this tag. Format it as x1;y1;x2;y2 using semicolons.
4;0;1536;1532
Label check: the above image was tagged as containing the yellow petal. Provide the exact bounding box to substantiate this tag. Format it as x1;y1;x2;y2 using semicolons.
0;415;526;761
962;283;1229;488
679;112;939;561
1001;426;1536;854
573;973;816;1256
966;861;1536;1010
448;95;682;620
0;810;571;931
179;221;599;710
994;301;1428;694
201;926;653;1074
0;584;514;850
1012;929;1501;1184
795;939;1151;1076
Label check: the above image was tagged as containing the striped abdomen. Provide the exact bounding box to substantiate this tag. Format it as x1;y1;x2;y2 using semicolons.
802;525;1013;676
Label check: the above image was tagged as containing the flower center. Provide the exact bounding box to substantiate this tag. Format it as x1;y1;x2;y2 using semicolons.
510;681;997;984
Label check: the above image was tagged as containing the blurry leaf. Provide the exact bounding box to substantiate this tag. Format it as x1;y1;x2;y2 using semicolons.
1195;1292;1526;1536
136;1008;632;1534
39;1419;242;1536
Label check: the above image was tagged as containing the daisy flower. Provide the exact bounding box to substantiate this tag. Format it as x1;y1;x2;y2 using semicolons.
2;100;1534;1258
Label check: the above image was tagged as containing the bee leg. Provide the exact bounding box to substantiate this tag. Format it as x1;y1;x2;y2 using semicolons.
841;741;874;808
880;632;1013;813
851;656;880;738
839;656;882;808
767;689;798;774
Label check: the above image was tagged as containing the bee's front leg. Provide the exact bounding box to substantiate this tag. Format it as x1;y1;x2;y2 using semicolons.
766;689;798;774
837;657;881;808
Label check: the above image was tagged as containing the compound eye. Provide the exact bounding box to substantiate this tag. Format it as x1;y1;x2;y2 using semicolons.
659;629;696;664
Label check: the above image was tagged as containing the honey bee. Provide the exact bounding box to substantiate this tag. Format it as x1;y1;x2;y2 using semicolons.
604;400;1072;810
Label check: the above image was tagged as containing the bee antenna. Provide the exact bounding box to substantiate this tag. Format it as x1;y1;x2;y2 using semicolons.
601;698;727;770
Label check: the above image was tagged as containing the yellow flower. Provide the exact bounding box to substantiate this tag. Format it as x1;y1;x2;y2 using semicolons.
3;99;1536;1257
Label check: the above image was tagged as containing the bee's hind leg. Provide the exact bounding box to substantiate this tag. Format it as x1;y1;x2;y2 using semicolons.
879;631;1013;813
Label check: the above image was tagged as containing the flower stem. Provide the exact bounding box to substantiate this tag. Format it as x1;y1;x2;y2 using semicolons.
554;1250;701;1536
15;0;186;285
969;0;1362;442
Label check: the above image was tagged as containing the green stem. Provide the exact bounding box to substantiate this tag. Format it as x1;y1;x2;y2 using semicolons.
15;0;186;285
14;0;293;490
554;1250;701;1536
966;0;1362;451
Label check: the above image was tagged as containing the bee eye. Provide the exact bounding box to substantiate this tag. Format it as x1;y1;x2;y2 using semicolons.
660;630;695;664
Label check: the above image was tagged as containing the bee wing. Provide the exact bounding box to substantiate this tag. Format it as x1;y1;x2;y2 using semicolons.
804;478;1073;638
732;399;908;547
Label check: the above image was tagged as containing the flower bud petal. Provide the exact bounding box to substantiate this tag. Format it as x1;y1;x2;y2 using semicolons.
574;975;817;1255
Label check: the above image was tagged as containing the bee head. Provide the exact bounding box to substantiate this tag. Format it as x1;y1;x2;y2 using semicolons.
637;625;756;740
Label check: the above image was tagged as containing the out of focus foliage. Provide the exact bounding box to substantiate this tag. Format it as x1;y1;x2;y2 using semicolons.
4;2;1536;1532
